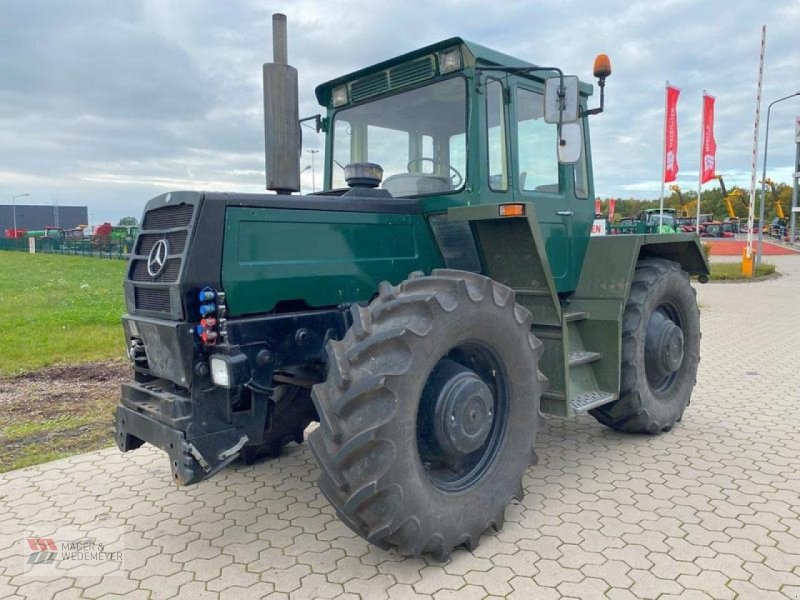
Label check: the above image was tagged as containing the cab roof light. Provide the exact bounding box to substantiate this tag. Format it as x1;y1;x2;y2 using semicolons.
332;85;348;107
438;48;462;74
499;203;526;217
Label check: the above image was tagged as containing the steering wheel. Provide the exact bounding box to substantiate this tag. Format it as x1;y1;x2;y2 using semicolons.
406;157;463;188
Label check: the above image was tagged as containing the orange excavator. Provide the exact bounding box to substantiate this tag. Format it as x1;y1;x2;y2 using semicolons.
760;178;787;220
668;184;700;231
717;176;745;220
669;184;696;218
760;178;788;238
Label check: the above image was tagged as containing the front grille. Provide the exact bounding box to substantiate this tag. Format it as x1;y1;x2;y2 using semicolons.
348;55;437;104
130;258;181;283
350;72;389;103
389;56;435;88
131;201;195;316
136;231;188;255
134;288;171;312
142;204;194;229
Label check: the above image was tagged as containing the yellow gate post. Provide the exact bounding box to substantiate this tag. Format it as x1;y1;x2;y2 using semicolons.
741;247;755;277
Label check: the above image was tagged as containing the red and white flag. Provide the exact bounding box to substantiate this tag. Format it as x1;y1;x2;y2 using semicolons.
700;94;717;183
608;197;616;221
664;85;680;182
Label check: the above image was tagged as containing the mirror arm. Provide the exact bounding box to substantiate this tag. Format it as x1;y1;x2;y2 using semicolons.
300;114;323;133
584;76;606;116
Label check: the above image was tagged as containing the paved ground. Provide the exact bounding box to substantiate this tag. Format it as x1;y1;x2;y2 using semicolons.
706;238;798;256
1;255;799;600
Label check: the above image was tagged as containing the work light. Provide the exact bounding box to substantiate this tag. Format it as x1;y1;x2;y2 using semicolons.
332;85;348;107
438;49;461;73
210;356;232;387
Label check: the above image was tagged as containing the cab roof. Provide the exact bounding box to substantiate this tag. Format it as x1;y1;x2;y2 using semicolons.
315;37;593;107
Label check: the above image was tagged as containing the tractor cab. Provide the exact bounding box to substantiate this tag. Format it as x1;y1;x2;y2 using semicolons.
313;39;601;292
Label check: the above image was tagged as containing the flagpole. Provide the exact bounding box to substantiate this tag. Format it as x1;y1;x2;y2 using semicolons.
697;91;706;235
745;26;766;269
659;81;668;228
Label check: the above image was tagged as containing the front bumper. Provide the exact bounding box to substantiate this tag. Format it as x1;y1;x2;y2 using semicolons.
116;381;248;485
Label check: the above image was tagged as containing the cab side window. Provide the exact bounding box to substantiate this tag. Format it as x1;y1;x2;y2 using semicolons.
516;88;559;193
486;78;508;191
574;120;589;199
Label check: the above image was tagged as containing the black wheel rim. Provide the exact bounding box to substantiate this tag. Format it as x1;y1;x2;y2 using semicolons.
644;300;685;394
416;341;509;492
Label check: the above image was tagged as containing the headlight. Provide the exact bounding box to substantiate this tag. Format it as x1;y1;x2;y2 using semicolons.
209;353;249;388
210;356;232;387
438;49;461;74
332;85;348;107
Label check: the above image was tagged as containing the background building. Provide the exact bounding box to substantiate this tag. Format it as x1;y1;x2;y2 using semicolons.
0;204;88;234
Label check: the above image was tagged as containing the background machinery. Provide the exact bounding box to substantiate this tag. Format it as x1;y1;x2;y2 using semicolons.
717;175;744;233
761;178;788;238
669;184;698;232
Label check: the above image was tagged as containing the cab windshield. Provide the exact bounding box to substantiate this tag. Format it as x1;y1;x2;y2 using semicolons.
331;77;467;197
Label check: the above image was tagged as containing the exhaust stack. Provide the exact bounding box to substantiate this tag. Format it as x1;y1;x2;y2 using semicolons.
263;13;300;194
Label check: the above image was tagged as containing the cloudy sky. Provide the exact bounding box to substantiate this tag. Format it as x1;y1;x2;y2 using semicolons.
1;0;799;224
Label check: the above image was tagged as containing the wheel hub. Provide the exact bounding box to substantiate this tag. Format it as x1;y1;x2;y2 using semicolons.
646;309;685;382
431;362;494;457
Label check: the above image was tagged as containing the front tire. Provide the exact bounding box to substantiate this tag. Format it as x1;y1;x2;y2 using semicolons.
590;259;700;433
309;270;545;560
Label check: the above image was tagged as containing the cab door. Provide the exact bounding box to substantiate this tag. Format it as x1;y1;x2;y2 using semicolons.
510;83;575;292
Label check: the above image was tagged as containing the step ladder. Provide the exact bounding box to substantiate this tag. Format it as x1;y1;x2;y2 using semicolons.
535;310;617;416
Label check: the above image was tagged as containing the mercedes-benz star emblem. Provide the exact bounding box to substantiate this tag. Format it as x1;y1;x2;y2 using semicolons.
147;239;170;277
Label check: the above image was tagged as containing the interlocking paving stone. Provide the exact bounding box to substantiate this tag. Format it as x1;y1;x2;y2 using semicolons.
1;254;799;598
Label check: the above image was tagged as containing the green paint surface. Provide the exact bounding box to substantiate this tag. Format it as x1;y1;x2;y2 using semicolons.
222;207;443;315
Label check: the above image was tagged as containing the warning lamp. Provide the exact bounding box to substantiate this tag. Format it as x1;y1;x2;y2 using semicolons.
499;203;526;217
586;54;612;117
593;54;612;79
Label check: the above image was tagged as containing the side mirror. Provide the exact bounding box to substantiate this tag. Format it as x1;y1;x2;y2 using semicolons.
544;75;579;124
557;122;582;164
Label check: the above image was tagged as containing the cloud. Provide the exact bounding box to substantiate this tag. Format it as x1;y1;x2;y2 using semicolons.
0;0;799;224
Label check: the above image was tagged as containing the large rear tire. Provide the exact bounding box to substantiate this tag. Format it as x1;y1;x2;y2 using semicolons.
590;259;700;433
309;270;545;560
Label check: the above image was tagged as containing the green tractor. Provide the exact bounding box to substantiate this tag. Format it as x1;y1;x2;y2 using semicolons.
115;15;708;560
638;207;679;233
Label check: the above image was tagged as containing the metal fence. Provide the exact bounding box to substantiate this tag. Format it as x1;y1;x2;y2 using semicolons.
0;237;131;259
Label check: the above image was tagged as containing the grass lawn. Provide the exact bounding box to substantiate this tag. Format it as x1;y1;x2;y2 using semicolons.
0;252;127;376
0;252;129;472
709;262;776;281
0;361;128;472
